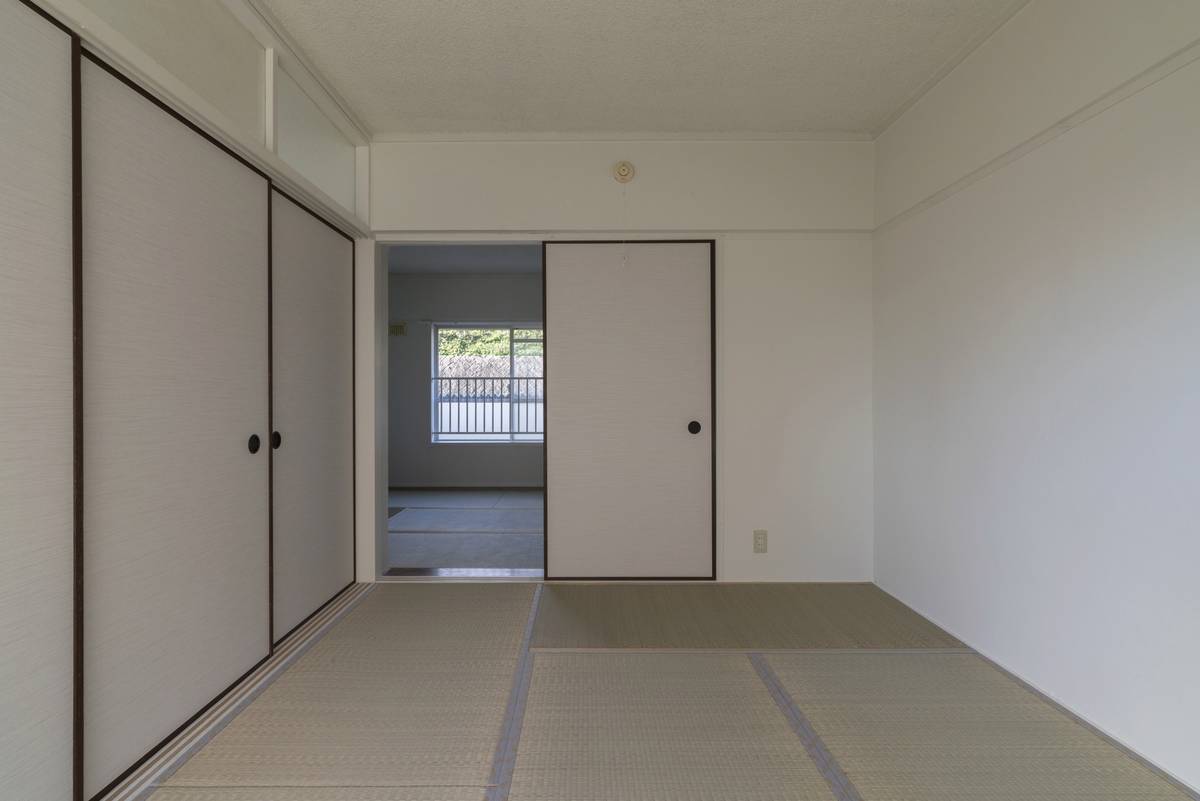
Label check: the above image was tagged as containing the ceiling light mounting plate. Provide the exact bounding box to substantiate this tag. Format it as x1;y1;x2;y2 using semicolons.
612;160;635;183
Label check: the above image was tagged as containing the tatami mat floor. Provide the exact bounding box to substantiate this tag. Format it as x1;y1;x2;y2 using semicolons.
510;652;836;801
145;583;1193;801
150;790;485;801
162;584;532;790
533;582;964;649
769;652;1188;801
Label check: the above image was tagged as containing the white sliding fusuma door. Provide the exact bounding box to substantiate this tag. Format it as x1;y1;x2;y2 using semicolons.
0;1;74;797
82;57;270;796
544;241;714;579
270;190;354;640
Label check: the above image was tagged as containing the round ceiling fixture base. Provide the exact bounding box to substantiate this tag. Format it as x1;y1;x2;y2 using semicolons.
613;160;635;183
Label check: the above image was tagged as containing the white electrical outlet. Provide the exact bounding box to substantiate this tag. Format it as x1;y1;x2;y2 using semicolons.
753;529;768;553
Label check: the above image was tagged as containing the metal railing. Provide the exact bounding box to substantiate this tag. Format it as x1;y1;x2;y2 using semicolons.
432;377;544;440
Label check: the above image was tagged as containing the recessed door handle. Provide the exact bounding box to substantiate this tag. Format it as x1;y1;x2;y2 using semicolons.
271;431;282;449
688;421;702;434
247;434;261;454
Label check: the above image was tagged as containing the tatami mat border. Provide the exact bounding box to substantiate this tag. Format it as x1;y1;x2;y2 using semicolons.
532;646;975;654
485;584;543;801
97;583;376;801
749;653;864;801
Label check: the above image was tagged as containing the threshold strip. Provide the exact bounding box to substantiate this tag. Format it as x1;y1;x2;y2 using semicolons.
385;567;543;578
99;583;375;801
485;584;544;801
749;653;864;801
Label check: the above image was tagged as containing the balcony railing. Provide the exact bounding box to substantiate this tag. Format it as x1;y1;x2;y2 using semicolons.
432;377;544;441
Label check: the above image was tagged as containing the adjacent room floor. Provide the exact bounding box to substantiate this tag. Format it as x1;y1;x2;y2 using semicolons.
386;488;544;577
146;583;1191;801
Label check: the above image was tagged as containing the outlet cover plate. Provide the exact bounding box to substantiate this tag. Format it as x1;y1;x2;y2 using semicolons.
753;529;768;553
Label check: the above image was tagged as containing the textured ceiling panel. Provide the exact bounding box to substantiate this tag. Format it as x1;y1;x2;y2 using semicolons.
261;0;1024;136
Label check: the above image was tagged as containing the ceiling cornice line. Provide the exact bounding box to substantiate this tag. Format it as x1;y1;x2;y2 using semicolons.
875;35;1200;233
871;0;1031;140
242;2;1031;147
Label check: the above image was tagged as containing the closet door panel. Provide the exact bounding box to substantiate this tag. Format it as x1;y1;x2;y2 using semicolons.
271;191;354;639
0;2;74;797
82;58;270;796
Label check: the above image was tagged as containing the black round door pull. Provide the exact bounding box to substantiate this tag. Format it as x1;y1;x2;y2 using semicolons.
247;434;261;454
271;431;282;449
688;420;702;434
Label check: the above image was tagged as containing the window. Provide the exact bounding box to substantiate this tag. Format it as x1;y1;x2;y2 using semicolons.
431;325;543;443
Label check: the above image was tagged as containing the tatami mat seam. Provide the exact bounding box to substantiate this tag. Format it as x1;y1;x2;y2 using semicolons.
749;653;865;801
485;583;543;801
151;785;492;789
531;646;975;654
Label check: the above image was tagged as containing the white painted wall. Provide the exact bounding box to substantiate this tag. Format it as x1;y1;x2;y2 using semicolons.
372;139;876;581
873;3;1200;790
355;239;387;581
276;64;357;212
719;236;874;581
371;139;873;233
388;273;544;488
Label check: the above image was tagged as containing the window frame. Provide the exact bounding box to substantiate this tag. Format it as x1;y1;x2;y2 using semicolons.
430;322;543;444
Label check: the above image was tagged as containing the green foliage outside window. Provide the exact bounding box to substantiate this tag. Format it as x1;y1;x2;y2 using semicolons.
437;328;511;357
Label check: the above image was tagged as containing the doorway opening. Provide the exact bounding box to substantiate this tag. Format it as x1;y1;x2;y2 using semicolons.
384;243;544;578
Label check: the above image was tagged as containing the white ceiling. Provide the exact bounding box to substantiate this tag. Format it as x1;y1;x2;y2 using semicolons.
260;0;1024;138
388;244;542;274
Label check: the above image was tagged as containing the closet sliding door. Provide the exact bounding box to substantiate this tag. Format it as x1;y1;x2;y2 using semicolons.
82;57;270;797
544;241;714;579
271;190;354;641
0;1;74;798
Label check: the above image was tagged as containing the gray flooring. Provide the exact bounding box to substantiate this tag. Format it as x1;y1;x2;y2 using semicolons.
390;507;542;533
389;532;543;569
149;583;1193;801
387;489;544;572
388;488;544;510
